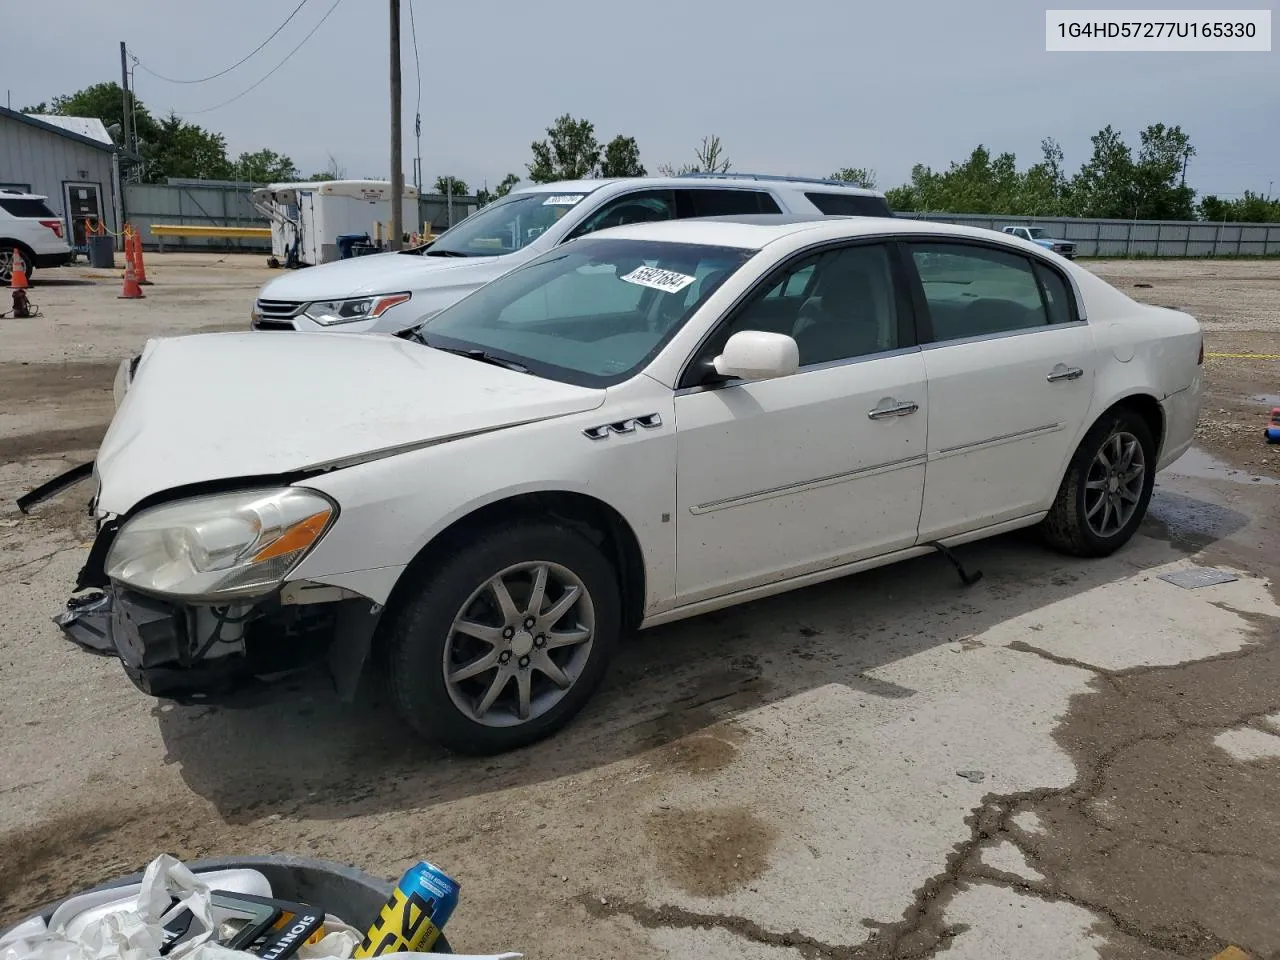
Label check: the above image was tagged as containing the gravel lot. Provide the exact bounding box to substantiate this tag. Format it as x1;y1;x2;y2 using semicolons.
2;254;1278;959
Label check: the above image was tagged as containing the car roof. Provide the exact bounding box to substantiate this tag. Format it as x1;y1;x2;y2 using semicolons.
0;189;48;201
512;174;886;199
583;215;1024;250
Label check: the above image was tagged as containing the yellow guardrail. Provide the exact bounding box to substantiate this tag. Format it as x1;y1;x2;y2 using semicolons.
149;224;272;238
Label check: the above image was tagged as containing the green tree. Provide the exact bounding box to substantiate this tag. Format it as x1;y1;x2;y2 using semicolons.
1197;195;1231;222
1070;125;1137;218
235;148;299;183
1198;191;1280;222
659;134;731;176
434;175;469;195
475;173;520;207
829;167;877;189
142;112;232;182
308;153;347;181
528;115;600;183
600;135;645;177
1132;123;1195;219
44;81;160;146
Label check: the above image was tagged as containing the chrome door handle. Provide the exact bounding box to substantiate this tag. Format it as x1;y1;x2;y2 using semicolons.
867;400;920;420
1047;365;1084;382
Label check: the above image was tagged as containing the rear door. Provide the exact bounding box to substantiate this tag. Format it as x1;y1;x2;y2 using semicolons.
903;240;1096;541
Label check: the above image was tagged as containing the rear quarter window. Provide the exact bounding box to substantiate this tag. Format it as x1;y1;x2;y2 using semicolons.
803;193;893;217
0;197;57;218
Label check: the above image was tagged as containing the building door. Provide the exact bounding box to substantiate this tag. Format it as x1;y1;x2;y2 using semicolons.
63;182;103;251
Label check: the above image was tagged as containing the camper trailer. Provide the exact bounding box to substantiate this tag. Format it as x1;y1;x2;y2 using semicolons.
251;179;420;268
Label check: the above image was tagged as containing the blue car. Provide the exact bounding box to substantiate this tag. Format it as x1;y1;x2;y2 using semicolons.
1002;225;1076;260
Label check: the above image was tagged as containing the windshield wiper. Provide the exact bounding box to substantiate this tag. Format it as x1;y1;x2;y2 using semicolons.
424;248;470;257
453;348;529;373
416;336;528;373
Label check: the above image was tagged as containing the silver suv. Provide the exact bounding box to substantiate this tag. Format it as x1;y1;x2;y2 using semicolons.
0;190;74;284
251;174;894;335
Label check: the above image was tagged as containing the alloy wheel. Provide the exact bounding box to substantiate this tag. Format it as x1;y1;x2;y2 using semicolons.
1084;430;1146;538
442;561;595;727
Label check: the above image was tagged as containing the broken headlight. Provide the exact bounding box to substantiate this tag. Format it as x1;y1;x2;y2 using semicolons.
301;293;411;325
106;488;336;600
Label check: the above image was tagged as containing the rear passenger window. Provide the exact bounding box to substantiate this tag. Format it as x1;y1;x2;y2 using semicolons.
910;243;1052;342
0;197;57;217
804;193;893;217
1033;262;1076;325
682;189;781;217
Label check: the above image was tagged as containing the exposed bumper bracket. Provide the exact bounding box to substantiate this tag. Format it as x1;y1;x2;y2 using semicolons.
17;460;93;514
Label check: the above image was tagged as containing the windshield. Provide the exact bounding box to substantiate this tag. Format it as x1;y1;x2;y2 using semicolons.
1026;228;1048;239
415;237;756;386
420;191;589;257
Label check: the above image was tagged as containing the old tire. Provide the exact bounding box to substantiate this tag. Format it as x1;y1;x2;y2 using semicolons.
1042;407;1157;558
386;521;620;755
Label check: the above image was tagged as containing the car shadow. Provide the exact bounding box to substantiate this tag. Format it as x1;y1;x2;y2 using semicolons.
153;484;1251;825
28;277;100;287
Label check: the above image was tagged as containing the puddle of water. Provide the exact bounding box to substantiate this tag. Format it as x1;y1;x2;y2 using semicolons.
1251;394;1280;407
1166;447;1280;486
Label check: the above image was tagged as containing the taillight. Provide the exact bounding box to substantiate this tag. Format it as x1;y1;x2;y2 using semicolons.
38;219;63;239
1197;337;1204;365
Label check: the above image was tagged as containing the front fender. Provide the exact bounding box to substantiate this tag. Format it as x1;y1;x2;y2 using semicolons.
287;393;678;611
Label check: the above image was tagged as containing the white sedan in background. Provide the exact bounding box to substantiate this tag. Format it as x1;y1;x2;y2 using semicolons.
50;215;1202;754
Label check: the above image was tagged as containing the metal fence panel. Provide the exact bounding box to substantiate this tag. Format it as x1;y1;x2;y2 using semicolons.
124;184;1280;257
899;211;1280;257
124;182;482;250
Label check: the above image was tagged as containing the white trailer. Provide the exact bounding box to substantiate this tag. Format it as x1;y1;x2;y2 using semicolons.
251;180;420;267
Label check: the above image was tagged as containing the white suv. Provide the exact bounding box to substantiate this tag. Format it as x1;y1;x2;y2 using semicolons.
0;190;74;284
251;174;894;334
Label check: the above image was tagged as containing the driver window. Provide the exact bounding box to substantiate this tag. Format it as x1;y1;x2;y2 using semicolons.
568;190;677;240
699;243;899;371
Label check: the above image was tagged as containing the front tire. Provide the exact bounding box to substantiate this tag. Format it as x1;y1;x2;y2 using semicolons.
1042;407;1156;557
386;521;621;754
1;246;34;286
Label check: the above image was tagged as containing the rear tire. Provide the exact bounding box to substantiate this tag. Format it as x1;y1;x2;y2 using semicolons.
386;520;621;754
1042;407;1156;558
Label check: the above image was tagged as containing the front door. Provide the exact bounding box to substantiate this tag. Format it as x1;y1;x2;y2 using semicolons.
673;241;927;605
903;240;1097;541
63;182;103;251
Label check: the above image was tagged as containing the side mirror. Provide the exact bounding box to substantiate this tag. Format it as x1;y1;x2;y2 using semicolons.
711;331;799;382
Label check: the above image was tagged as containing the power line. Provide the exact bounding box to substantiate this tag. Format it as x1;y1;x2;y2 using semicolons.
178;0;344;116
136;0;312;84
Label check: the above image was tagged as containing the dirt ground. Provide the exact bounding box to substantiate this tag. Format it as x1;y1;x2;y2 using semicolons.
1;254;1278;960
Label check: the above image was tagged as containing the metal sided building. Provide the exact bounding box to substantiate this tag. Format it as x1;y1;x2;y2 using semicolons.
0;106;124;251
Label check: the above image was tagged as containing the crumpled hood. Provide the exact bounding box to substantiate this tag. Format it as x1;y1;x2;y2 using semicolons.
95;332;604;514
257;250;505;301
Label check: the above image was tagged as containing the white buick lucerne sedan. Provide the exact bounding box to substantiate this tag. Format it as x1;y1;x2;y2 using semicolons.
48;215;1202;754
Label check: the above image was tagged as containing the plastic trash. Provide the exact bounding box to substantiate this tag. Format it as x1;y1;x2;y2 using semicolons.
49;870;273;942
1;856;519;960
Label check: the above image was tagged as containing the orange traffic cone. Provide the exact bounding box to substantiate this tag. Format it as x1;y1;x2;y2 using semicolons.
9;247;29;289
133;232;152;285
118;253;145;299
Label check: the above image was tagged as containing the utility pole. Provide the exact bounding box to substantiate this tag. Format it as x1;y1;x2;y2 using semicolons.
119;42;132;161
389;0;404;251
1180;148;1189;187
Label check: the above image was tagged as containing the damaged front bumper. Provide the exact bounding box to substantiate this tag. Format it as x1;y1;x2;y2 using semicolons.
55;582;383;703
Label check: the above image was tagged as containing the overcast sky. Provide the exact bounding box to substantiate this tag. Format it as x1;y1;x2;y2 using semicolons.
7;0;1277;198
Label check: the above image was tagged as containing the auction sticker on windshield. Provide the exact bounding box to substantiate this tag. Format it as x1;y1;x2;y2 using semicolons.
620;266;697;294
542;194;586;206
